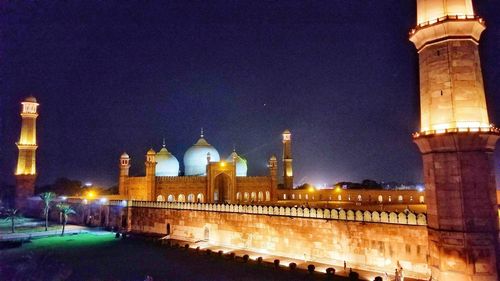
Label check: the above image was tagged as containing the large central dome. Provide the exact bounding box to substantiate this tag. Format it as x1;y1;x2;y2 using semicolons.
155;144;179;176
183;133;220;176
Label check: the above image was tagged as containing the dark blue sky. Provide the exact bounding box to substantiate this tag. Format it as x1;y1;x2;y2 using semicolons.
1;1;499;187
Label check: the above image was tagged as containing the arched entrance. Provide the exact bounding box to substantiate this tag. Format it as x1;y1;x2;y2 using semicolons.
213;173;231;203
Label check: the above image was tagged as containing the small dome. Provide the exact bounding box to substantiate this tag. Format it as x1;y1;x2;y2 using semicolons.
269;155;277;161
184;134;220;176
147;148;156;155
227;150;247;177
155;146;179;176
283;129;291;134
25;96;37;103
121;152;130;159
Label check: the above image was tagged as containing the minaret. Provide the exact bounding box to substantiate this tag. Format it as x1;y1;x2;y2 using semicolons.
410;1;499;280
118;152;130;197
15;96;39;209
268;155;278;201
282;129;293;189
144;148;156;201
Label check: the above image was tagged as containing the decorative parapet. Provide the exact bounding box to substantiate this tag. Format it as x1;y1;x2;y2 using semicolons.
112;200;427;226
156;176;206;182
236;176;271;181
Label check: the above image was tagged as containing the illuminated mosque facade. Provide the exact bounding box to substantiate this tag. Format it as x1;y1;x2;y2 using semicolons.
117;130;294;203
12;1;500;279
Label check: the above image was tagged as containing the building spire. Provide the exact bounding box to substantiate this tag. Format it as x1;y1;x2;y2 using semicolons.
200;127;204;138
162;137;166;148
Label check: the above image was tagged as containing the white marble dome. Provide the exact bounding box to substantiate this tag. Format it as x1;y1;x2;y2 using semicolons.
155;146;179;176
227;150;247;177
184;135;220;176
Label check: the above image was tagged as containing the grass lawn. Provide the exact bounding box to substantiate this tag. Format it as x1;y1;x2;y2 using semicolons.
0;233;353;281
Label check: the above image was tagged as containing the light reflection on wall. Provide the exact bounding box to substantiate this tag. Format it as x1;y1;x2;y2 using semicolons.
417;0;474;25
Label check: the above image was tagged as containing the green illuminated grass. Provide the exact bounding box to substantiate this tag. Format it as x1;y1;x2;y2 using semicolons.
0;233;354;281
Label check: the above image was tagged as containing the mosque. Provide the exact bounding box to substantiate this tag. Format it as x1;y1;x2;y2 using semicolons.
117;129;294;203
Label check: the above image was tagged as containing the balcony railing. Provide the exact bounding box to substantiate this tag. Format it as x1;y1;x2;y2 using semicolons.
410;15;483;35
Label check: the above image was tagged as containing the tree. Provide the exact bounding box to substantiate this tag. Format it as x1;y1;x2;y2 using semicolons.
361;179;382;189
3;208;23;233
39;192;56;231
56;203;75;236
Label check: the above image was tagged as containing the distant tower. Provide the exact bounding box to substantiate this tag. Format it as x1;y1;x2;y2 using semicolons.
282;129;293;189
268;155;278;201
15;96;39;209
144;148;156;201
410;1;499;280
118;152;130;197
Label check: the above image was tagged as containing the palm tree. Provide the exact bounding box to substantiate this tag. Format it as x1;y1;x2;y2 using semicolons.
3;208;23;233
56;203;75;236
39;192;56;231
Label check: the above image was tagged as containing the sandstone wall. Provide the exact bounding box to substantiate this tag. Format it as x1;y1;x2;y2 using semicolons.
129;205;429;278
126;176;146;200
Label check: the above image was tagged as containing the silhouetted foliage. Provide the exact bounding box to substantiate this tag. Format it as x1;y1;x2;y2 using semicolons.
307;264;315;274
36;178;83;196
0;182;15;208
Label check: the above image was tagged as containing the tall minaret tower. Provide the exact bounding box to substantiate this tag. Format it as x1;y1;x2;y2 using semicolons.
410;1;499;280
282;129;293;189
144;148;156;201
268;155;278;201
15;96;39;209
118;152;130;197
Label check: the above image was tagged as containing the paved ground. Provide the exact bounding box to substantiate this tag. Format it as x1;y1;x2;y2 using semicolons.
186;241;424;281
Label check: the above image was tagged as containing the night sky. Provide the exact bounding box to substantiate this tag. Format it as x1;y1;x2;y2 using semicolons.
1;1;500;187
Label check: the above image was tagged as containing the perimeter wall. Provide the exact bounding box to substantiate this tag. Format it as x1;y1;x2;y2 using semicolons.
126;201;430;278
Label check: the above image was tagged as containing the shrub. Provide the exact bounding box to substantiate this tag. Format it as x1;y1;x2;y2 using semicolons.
218;250;223;256
273;259;280;269
374;277;383;281
242;254;249;263
195;246;200;252
256;257;263;264
184;244;189;249
349;271;359;281
206;249;212;256
288;262;297;270
229;252;235;259
307;264;315;274
326;267;335;275
115;232;120;238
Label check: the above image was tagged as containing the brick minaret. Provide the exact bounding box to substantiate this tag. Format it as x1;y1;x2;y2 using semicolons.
144;148;156;201
410;1;499;280
118;152;130;197
15;96;39;209
268;155;278;201
282;129;293;189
